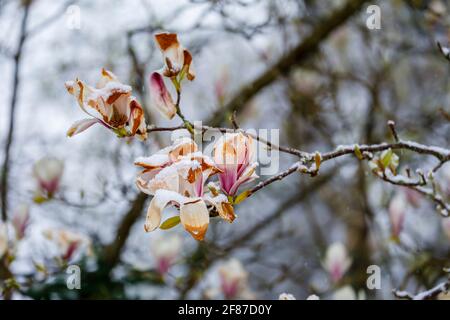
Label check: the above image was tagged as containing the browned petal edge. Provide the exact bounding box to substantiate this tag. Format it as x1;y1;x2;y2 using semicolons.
65;82;74;95
134;161;159;171
155;33;179;51
169;141;198;161
185;223;208;241
183;49;195;81
106;89;129;105
75;79;85;106
221;202;236;223
187;167;202;184
198;157;223;175
101;68;115;80
129;99;145;135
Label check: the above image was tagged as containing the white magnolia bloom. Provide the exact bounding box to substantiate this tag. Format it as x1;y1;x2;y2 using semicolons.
154;33;195;80
306;294;320;300
65;69;147;140
323;242;352;283
279;293;296;300
33;157;64;198
135;137;234;240
213;132;259;196
388;193;407;239
151;234;182;275
442;218;450;241
218;258;253;299
333;286;365;300
0;223;8;258
12;204;30;240
43;229;91;262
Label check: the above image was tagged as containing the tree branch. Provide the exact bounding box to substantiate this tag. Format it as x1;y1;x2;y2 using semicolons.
208;0;370;126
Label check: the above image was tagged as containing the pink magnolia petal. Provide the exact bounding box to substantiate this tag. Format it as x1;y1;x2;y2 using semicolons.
149;72;177;120
67;118;100;137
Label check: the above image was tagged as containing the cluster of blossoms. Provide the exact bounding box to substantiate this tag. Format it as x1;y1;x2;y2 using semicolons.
64;32;259;241
135;132;258;241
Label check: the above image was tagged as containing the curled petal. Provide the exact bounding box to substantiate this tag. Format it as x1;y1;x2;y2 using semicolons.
154;33;195;80
67;118;100;137
66;69;148;139
128;98;148;140
204;194;235;223
145;190;184;232
136;168;162;195
154;33;184;77
180;198;209;241
149;72;177;119
182;49;195;81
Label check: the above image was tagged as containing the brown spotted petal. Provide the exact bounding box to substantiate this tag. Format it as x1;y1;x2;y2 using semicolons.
168;137;198;162
179;198;209;241
65;69;147;139
128;98;148;140
204;194;235;223
154;32;195;81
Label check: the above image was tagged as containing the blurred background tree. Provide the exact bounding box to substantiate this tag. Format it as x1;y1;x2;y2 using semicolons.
0;0;449;299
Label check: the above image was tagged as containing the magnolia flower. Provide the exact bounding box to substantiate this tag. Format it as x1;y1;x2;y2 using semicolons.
44;229;91;262
306;294;320;300
442;218;450;241
323;242;352;283
33;157;64;199
154;33;195;81
0;223;8;258
279;293;296;300
135;138;234;240
151;234;182;275
213;133;258;196
65;68;147;140
388;193;407;239
218;259;254;299
12;204;30;240
149;72;177;119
